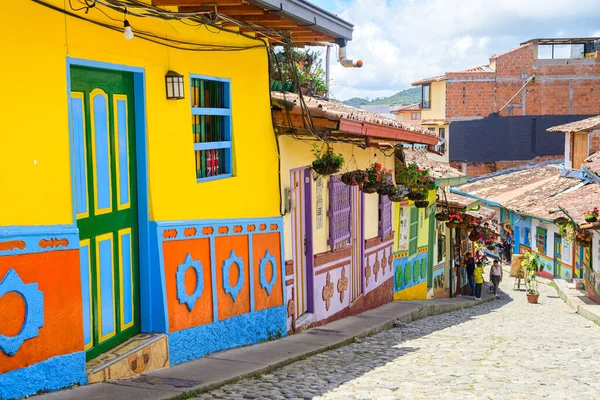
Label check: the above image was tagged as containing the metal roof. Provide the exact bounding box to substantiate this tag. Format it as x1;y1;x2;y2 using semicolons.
521;37;600;45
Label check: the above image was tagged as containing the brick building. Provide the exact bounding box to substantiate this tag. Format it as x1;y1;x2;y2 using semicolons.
412;37;600;176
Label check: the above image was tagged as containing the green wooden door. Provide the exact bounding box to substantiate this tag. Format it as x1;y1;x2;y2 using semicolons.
70;66;140;360
554;234;562;279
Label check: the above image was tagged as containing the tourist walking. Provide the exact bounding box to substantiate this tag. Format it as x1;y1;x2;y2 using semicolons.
464;252;476;296
489;259;503;298
473;261;484;300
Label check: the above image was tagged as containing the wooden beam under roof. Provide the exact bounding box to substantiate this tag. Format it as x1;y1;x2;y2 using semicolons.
153;0;244;6
179;4;265;15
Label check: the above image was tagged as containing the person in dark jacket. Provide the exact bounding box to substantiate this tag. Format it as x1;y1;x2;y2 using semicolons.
464;252;476;296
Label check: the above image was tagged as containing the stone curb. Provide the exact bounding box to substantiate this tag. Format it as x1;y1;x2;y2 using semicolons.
166;296;496;400
553;279;600;326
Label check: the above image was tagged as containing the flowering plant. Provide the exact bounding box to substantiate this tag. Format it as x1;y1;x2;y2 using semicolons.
559;221;591;245
341;170;369;187
448;211;465;224
584;207;599;222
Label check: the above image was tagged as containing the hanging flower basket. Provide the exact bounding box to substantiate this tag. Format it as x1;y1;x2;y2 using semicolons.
388;185;409;202
456;222;468;229
407;189;427;201
576;238;592;247
361;182;380;194
377;183;396;196
341;170;368;187
435;212;449;222
446;222;459;229
584;207;599;223
414;200;429;208
311;148;344;176
486;244;496;251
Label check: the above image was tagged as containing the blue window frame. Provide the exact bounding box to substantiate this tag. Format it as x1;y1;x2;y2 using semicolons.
191;75;232;182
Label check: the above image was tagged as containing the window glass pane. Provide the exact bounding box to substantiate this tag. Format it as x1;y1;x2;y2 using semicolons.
192;115;229;143
537;45;553;59
553;44;570;59
422;85;430;108
570;44;584;58
191;78;228;108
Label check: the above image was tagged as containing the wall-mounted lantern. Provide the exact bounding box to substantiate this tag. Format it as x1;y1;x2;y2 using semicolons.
165;70;184;100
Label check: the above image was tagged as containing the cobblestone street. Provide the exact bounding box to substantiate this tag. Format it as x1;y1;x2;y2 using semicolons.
196;269;600;400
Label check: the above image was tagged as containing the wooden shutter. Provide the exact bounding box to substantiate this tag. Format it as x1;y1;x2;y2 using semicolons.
379;195;392;239
328;176;352;250
409;206;419;255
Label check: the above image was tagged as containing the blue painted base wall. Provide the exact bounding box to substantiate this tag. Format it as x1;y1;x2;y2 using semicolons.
168;306;286;365
0;351;87;400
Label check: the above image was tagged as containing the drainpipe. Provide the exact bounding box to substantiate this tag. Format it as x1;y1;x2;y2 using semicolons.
325;44;331;97
335;38;363;68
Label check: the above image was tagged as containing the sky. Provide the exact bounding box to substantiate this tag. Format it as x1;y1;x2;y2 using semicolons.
308;0;600;101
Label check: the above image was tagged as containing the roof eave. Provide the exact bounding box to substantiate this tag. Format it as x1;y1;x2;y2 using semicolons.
338;118;439;145
247;0;353;40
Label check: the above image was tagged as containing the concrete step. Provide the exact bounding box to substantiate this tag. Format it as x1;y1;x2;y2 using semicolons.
86;333;169;383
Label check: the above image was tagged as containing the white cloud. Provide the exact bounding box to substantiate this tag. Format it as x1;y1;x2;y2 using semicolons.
310;0;600;100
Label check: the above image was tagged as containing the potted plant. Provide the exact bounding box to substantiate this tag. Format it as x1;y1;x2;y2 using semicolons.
397;162;433;201
435;209;450;221
361;163;388;194
584;207;599;223
311;147;344;176
388;185;409;202
341;170;369;187
414;200;429;208
446;211;464;229
522;251;541;303
575;229;593;246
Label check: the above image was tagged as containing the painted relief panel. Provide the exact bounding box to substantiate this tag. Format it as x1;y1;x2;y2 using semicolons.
163;238;213;332
0;245;83;374
363;237;394;295
253;232;284;311
215;235;251;321
393;247;429;300
313;249;351;322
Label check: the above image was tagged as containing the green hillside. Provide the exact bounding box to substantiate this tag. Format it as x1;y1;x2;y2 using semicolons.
343;87;421;107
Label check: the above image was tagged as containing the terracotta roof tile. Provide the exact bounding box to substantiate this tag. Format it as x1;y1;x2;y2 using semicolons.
271;91;434;136
391;103;421;112
547;115;600;133
583;151;600;177
510;183;600;224
404;148;466;180
454;166;565;204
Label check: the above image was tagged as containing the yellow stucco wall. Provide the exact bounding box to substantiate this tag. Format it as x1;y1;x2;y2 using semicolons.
278;137;391;259
0;1;278;226
394;281;427;300
421;80;446;121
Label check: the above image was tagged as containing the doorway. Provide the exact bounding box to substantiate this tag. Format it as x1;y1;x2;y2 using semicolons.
554;234;562;278
70;66;141;360
290;168;314;320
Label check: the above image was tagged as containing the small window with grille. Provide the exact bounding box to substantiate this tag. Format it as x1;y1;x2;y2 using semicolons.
191;75;232;182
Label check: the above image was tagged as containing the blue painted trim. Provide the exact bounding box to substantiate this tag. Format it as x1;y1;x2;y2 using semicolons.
0;351;87;400
168;305;286;365
191;107;231;117
155;217;283;237
449;187;501;208
193;141;232;151
248;234;255;312
0;225;79;256
196;173;233;183
209;236;219;323
190;74;231;83
176;254;205;312
582;165;600;184
0;269;44;356
67;58;145;73
66;58;153;338
279;224;286;307
148;222;169;333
